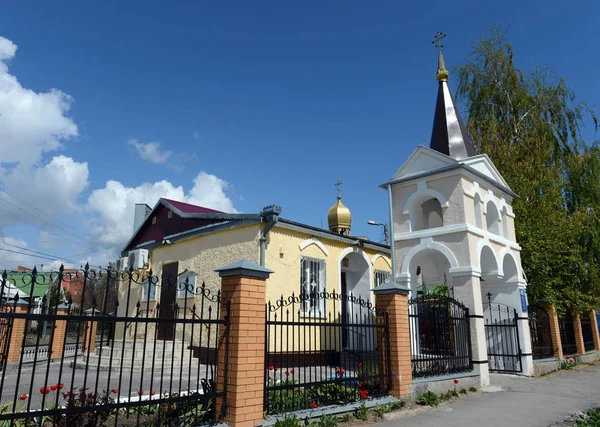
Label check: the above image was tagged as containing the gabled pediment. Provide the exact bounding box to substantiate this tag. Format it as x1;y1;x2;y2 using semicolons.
461;155;512;192
392;146;458;181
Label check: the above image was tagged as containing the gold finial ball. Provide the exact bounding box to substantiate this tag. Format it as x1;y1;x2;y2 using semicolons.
327;196;352;234
436;68;449;82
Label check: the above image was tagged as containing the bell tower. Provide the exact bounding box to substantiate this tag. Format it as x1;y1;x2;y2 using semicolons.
381;34;533;382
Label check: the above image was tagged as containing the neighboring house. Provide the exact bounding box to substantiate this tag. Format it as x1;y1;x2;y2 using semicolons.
116;196;391;350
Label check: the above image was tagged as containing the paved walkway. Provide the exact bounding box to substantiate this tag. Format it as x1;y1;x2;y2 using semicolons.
381;363;600;427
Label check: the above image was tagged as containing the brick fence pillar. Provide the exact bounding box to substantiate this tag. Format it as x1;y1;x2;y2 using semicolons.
591;310;600;352
7;302;28;363
50;304;69;359
83;308;100;354
215;260;273;427
547;306;563;359
371;281;412;399
573;310;586;355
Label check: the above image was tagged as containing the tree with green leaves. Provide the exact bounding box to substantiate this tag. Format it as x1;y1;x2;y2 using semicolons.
456;26;599;312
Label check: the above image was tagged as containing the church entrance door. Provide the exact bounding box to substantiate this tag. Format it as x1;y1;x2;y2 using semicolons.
158;261;178;340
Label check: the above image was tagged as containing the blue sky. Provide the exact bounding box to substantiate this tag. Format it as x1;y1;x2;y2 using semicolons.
0;1;597;269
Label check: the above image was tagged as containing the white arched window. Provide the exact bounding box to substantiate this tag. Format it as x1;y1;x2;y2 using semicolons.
474;194;483;229
412;198;444;231
486;201;500;235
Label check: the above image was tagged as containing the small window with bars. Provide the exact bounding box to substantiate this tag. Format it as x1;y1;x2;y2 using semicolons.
374;270;392;287
300;257;326;316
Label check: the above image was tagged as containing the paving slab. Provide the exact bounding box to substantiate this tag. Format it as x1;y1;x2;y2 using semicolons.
379;363;600;427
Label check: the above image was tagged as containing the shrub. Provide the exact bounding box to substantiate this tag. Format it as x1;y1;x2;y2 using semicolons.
274;414;301;427
354;402;369;421
468;386;477;392
374;404;390;419
389;401;405;411
576;408;600;426
318;414;338;427
416;391;441;407
339;414;352;423
459;388;468;395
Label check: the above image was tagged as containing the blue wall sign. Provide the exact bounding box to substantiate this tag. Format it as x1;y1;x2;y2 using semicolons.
520;289;528;313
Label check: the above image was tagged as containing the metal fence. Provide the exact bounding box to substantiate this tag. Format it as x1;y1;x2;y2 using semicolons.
580;313;595;352
484;301;522;373
264;292;391;415
0;265;230;426
408;294;472;379
559;313;578;356
528;305;554;360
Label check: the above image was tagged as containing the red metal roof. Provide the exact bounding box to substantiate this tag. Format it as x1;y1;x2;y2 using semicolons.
162;198;224;215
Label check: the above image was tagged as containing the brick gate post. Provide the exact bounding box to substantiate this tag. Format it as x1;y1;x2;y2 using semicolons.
573;310;586;355
590;310;600;352
7;302;28;363
50;304;69;359
215;260;273;427
83;308;100;354
371;281;412;399
547;306;563;359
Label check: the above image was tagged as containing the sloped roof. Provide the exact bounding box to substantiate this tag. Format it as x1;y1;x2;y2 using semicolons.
162;199;224;215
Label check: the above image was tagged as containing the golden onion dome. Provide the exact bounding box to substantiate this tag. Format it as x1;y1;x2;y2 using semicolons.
327;196;352;235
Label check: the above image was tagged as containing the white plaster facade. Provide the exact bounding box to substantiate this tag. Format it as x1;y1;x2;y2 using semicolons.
387;145;534;381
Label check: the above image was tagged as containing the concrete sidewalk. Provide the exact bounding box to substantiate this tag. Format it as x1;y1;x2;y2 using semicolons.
380;363;600;427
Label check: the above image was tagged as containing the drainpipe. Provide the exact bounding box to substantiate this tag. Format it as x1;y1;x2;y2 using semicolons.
387;184;396;282
260;205;282;266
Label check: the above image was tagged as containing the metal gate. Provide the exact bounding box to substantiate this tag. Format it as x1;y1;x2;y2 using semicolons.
484;297;522;373
264;291;391;415
408;294;472;378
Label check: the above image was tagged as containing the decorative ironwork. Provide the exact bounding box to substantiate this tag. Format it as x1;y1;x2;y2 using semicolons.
0;265;230;426
264;291;391;415
528;305;554;359
484;297;522;373
409;294;472;379
580;313;595;352
559;312;577;356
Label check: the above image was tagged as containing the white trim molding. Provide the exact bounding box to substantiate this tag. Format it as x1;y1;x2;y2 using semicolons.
371;253;392;268
399;240;459;276
298;237;329;256
402;181;450;215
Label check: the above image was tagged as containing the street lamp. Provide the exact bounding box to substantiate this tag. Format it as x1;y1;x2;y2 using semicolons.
367;220;389;245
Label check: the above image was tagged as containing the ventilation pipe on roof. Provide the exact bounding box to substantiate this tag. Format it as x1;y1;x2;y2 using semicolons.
260;205;282;266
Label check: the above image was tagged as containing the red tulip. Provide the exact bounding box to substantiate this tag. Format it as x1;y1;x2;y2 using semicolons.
274;368;278;372
358;362;363;368
111;389;119;394
64;391;71;397
268;366;274;371
453;379;459;385
51;385;57;391
359;389;368;399
151;391;156;396
40;387;50;394
284;371;290;376
59;384;64;389
290;369;294;374
137;390;144;396
311;402;318;409
19;394;27;401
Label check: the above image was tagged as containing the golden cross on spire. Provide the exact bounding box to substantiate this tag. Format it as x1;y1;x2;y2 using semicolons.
335;180;342;199
432;32;446;53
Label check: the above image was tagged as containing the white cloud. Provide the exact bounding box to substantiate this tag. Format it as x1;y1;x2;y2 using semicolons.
128;139;172;164
87;172;236;247
0;36;78;165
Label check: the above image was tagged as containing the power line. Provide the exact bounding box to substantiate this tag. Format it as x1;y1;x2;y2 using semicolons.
0;247;102;270
0;189;92;236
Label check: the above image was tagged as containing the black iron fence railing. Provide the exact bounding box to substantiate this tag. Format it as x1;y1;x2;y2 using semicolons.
264;292;391;415
580;314;595;352
528;305;554;360
484;301;522;373
409;294;472;379
559;313;578;356
0;266;230;426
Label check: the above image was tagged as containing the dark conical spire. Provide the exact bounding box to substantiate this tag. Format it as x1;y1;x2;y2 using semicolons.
429;50;475;160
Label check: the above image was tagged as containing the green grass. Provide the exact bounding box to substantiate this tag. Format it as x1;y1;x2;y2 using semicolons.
576;408;600;426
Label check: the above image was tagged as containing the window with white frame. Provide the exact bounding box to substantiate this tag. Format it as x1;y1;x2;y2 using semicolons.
178;272;197;298
374;270;392;287
142;278;156;301
300;257;326;315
